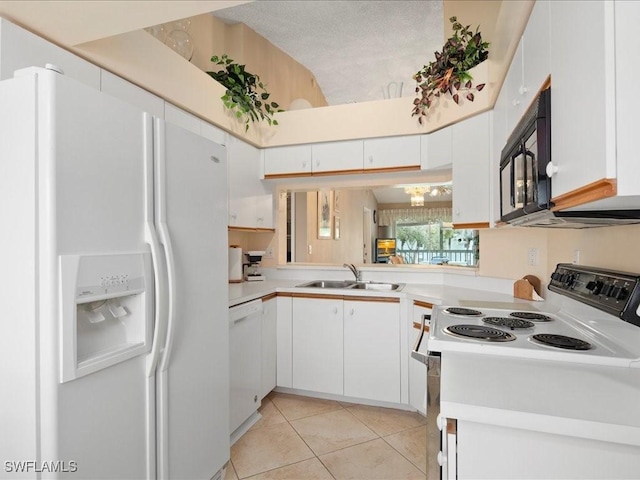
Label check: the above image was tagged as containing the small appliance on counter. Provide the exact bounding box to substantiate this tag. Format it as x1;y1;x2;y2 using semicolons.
244;251;266;281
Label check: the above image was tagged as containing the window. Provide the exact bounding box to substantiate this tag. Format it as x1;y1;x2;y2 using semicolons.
395;222;479;266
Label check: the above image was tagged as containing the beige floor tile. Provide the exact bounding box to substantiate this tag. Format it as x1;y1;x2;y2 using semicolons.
291;408;378;455
383;425;428;473
346;404;426;436
231;422;314;479
270;392;343;421
319;438;425;480
249;398;287;431
223;461;239;480
245;458;334;480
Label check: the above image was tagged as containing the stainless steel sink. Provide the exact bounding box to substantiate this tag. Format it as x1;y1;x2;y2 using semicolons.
350;281;404;291
296;280;357;289
296;280;404;291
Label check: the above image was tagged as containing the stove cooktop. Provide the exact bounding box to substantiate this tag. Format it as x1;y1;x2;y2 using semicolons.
429;304;640;367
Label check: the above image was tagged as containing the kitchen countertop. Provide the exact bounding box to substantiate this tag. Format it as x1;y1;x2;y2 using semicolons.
229;279;543;310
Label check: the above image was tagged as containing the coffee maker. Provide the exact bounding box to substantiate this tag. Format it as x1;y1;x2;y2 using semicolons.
244;251;265;281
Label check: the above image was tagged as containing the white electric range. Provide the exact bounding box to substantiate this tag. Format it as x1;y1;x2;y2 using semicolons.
413;264;640;480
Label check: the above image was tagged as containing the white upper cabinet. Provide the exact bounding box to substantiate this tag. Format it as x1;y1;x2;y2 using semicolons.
548;0;612;198
263;144;312;176
100;70;164;118
363;135;421;170
420;127;453;171
452;112;491;226
228;135;274;229
501;1;550;137
0;18;100;89
311;140;363;173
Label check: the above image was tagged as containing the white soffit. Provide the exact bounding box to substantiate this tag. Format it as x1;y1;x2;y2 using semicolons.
212;0;444;105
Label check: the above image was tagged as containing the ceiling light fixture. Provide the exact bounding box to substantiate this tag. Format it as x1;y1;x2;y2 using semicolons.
404;184;452;206
404;186;428;206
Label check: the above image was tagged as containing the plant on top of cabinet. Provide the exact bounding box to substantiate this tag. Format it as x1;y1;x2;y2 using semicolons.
207;54;283;132
412;17;489;123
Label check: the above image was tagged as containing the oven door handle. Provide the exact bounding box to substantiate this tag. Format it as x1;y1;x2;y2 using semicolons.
411;314;430;365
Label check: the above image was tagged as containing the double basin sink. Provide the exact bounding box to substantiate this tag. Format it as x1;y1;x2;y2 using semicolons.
296;280;404;291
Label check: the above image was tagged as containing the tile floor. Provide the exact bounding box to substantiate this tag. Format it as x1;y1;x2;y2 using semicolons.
224;392;431;480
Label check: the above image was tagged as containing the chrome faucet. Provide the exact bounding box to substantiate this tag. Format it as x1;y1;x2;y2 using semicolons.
343;263;362;282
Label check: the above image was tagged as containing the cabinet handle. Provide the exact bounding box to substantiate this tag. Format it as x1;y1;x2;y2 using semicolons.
518;85;528;96
210;155;220;163
257;217;263;224
302;161;307;169
368;155;374;164
350;308;354;316
333;307;338;314
546;161;559;178
512;99;520;107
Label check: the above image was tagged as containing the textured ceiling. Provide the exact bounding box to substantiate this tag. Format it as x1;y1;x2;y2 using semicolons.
212;0;444;105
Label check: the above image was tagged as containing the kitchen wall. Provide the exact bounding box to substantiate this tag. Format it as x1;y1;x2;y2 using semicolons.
479;224;640;292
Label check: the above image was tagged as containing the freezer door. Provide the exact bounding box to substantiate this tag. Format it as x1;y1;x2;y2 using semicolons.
155;120;230;479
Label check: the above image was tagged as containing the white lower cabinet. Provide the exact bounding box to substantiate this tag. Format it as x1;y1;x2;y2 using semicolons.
261;296;277;399
409;302;431;415
292;296;344;395
344;298;401;403
276;295;293;388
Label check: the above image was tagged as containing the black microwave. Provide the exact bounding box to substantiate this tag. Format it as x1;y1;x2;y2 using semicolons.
499;87;552;223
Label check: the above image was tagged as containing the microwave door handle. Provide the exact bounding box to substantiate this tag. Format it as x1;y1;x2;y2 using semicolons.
509;151;518;208
523;149;536;203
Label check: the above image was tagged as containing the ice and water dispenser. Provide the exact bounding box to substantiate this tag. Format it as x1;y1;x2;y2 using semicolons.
59;253;152;382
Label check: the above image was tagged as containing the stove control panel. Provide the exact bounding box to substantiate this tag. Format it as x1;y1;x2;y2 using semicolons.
549;264;640;327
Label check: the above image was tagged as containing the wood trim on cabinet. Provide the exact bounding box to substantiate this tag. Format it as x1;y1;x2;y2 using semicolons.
311;168;365;177
413;300;434;309
264;164;420;180
452;222;490;229
550;178;617;211
290;292;344;301
364;165;421;174
264;172;313;180
276;291;293;297
412;322;430;331
261;293;277;302
228;226;276;233
343;295;400;303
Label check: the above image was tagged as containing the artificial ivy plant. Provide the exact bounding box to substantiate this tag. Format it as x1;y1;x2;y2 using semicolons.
207;54;282;132
412;17;489;123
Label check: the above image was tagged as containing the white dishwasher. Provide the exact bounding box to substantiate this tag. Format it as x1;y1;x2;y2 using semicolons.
228;299;262;435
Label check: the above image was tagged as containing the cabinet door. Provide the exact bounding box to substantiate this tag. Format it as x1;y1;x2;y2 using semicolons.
409;304;430;415
276;296;293;388
0;18;100;89
344;299;400;403
312;140;363;173
227;136;273;228
364;135;421;170
452;112;491;226
292;297;343;395
261;297;277;399
504;39;525;133
421;128;452;170
522;0;550;100
549;0;613;197
264;145;312;176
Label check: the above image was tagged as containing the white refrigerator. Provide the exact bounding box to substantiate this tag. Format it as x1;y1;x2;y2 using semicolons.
0;67;229;479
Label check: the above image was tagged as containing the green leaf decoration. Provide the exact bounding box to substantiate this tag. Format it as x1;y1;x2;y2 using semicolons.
207;54;285;131
412;17;489;121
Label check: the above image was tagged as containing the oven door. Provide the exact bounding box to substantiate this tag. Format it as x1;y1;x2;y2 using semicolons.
411;314;443;480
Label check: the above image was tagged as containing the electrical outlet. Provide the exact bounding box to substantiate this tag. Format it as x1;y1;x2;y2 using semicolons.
264;247;273;259
527;248;538;266
308;244;313;255
573;249;580;264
